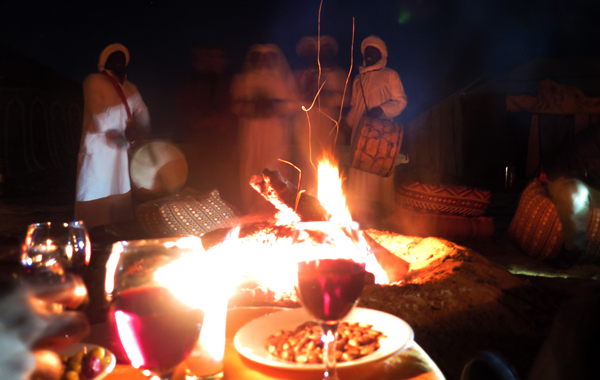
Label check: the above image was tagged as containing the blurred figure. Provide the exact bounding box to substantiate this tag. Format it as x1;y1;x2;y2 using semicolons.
293;35;351;196
75;43;151;230
231;44;300;214
174;47;241;209
0;277;89;380
341;36;407;227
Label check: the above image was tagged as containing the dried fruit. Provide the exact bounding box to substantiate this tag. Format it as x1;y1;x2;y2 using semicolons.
264;321;386;363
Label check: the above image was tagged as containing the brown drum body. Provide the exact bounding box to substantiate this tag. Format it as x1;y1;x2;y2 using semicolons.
129;140;188;202
350;116;404;177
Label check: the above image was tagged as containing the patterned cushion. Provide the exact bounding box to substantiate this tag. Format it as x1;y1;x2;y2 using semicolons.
396;182;491;217
508;180;563;259
582;208;600;264
387;206;494;240
509;179;600;263
136;188;241;238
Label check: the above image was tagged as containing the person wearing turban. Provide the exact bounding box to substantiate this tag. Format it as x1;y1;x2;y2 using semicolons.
74;43;151;230
293;35;351;196
341;35;407;227
231;44;300;213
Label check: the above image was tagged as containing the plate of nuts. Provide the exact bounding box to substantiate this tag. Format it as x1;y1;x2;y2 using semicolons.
234;307;413;370
57;343;116;380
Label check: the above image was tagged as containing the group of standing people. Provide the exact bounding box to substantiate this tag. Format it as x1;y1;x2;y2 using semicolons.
74;35;407;230
231;35;407;224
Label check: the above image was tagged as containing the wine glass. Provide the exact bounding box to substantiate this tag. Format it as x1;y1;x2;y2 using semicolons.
293;221;368;380
105;237;205;380
21;220;91;278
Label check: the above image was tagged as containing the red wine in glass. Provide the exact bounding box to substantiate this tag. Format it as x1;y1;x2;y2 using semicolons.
297;259;367;321
297;258;367;380
108;285;204;378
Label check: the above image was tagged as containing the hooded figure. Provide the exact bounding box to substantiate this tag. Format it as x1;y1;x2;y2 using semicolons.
343;35;407;226
74;43;151;230
292;35;351;196
231;44;300;213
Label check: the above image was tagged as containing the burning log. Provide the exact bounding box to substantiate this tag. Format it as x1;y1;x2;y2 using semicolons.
363;232;409;283
250;168;329;221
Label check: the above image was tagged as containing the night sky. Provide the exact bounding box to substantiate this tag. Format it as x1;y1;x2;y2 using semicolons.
1;0;600;128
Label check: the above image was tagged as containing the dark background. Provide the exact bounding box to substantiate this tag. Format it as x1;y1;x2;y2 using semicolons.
1;0;600;134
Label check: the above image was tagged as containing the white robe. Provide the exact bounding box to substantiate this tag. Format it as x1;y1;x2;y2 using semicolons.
231;69;300;213
74;71;150;229
346;67;407;214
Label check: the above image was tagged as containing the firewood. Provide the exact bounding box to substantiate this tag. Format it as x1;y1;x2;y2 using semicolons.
250;168;329;221
362;231;409;283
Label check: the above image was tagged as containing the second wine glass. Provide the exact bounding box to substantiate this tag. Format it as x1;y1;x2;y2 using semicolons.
293;222;367;380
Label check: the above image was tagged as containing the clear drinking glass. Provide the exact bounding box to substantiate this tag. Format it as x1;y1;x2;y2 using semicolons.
105;237;206;380
293;222;367;380
21;221;91;278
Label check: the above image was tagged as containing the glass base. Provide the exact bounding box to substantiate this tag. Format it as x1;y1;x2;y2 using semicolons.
185;369;224;380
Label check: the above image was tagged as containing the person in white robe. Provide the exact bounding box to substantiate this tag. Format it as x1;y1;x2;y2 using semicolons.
231;44;300;214
74;43;151;230
342;36;407;226
293;35;351;196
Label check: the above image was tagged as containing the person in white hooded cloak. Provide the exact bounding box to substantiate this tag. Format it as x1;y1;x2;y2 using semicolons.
342;36;407;226
74;43;151;230
231;44;300;214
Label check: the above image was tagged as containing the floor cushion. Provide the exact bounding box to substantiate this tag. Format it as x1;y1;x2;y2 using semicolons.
509;179;600;263
397;182;491;217
136;188;240;238
387;207;494;240
508;179;563;259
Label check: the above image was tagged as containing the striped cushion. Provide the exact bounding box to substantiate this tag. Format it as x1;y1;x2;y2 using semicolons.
508;180;563;259
509;179;600;262
387;207;494;240
582;208;600;264
136;188;240;238
397;182;491;217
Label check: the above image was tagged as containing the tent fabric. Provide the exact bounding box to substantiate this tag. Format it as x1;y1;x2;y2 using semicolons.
507;79;600;114
401;56;600;186
506;79;600;176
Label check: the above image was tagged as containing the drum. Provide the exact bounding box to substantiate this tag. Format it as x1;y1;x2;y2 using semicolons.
350;115;404;177
129;140;188;202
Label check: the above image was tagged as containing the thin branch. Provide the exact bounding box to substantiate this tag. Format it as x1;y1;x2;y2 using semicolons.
278;158;304;213
336;17;355;145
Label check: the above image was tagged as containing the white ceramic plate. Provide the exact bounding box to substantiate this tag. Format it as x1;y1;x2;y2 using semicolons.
58;343;117;380
234;307;413;370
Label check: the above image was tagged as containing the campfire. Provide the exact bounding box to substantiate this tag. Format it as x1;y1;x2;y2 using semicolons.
106;156;556;380
153;156;409;309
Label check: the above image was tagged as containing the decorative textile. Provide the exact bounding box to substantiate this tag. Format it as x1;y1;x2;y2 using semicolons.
396;182;491;217
136;189;240;238
582;208;600;263
387;207;494;240
508;179;564;259
510;179;600;262
506;79;600;114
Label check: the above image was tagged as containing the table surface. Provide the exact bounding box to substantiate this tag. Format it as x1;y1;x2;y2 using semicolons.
88;307;446;380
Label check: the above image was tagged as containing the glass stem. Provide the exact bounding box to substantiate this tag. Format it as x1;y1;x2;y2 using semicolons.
321;322;340;380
